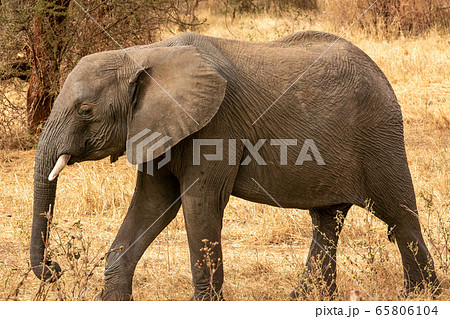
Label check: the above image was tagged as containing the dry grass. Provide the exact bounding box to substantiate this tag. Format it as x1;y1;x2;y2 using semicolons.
0;5;449;300
324;0;450;37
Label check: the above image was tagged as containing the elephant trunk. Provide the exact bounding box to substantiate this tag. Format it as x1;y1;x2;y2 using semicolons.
30;129;62;281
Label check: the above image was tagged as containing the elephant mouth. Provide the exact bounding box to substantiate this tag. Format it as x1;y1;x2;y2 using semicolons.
49;146;123;181
67;156;77;165
67;153;101;165
68;148;123;165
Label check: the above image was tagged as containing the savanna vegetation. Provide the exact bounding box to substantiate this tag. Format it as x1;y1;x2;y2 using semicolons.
0;0;448;300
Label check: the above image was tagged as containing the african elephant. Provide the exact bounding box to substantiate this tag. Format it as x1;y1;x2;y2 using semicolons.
31;31;439;300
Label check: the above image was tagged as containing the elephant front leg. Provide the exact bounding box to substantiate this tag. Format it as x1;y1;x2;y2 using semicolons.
180;161;239;301
182;194;225;301
176;136;240;300
100;165;181;300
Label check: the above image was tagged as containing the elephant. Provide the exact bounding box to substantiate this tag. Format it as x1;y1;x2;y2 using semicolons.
31;31;439;300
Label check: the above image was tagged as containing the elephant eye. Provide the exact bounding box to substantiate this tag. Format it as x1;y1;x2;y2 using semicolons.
78;104;93;117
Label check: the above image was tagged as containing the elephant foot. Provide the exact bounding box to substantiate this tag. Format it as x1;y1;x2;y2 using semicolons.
289;289;300;300
289;284;312;300
190;288;224;301
95;287;133;301
398;281;442;300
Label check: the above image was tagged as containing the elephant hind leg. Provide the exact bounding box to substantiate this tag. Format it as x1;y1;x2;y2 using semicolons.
291;203;352;300
362;154;440;295
368;194;440;295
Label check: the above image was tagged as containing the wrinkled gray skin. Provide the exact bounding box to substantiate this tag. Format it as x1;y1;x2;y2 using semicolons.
31;31;439;300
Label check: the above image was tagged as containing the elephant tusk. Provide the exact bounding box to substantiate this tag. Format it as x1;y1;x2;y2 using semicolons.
48;154;71;181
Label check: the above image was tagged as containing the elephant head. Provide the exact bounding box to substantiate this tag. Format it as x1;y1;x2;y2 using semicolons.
31;45;227;281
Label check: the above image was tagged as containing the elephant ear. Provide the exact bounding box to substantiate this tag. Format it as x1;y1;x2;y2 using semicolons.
125;46;227;165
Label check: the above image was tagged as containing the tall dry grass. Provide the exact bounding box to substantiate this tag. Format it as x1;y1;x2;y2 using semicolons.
324;0;450;37
0;3;449;300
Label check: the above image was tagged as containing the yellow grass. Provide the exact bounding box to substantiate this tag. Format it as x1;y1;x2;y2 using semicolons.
0;8;449;300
